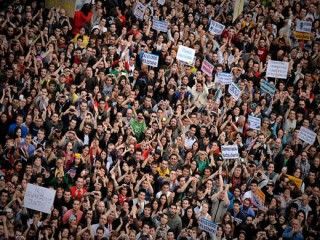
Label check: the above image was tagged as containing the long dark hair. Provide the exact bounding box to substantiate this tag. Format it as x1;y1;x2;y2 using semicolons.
81;3;92;16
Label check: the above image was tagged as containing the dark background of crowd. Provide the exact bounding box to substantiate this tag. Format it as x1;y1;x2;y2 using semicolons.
0;0;319;239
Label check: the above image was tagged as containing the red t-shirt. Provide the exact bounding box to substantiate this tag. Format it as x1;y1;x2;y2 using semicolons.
72;11;93;35
257;47;268;63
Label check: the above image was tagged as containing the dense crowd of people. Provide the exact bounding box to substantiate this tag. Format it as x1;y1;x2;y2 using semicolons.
0;0;319;239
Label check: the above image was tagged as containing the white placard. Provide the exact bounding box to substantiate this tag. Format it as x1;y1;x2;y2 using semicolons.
221;145;239;159
157;0;165;5
266;60;289;79
228;82;241;100
176;46;195;65
296;20;312;33
152;20;168;32
142;53;159;67
199;218;217;234
133;2;146;20
215;72;233;85
209;20;225;35
248;115;261;130
201;59;214;76
24;184;56;214
298;126;317;145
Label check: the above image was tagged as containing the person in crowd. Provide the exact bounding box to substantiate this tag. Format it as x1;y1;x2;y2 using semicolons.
0;0;319;239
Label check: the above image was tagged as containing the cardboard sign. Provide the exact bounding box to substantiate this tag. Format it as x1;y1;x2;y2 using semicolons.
266;60;289;79
293;31;311;41
176;46;195;65
152;20;168;32
142;53;159;67
248;115;261;130
133;2;146;20
233;0;244;22
199;218;217;234
201;59;214;76
296;20;312;33
215;72;233;85
24;184;56;214
209;20;225;35
221;145;239;159
287;175;303;188
158;0;165;5
298;126;317;145
228;82;241;100
260;79;276;96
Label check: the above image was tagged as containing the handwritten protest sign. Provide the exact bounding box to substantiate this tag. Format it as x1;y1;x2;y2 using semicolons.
142;53;159;67
133;2;146;20
266;60;289;79
298;126;317;145
199;218;217;234
215;72;233;85
221;145;239;159
228;82;241;100
24;184;56;214
152;20;168;32
176;46;195;65
296;20;312;33
287;175;303;188
209;20;225;35
248;115;261;130
293;31;311;41
201;59;214;76
233;0;244;22
260;79;276;96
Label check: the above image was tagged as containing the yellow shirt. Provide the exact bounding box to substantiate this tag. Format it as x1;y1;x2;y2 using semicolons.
72;34;90;48
157;167;170;177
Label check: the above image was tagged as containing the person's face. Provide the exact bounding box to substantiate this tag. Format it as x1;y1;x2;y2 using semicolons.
138;192;146;201
170;205;177;215
73;201;80;210
251;183;258;192
96;229;104;239
76;178;84;188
